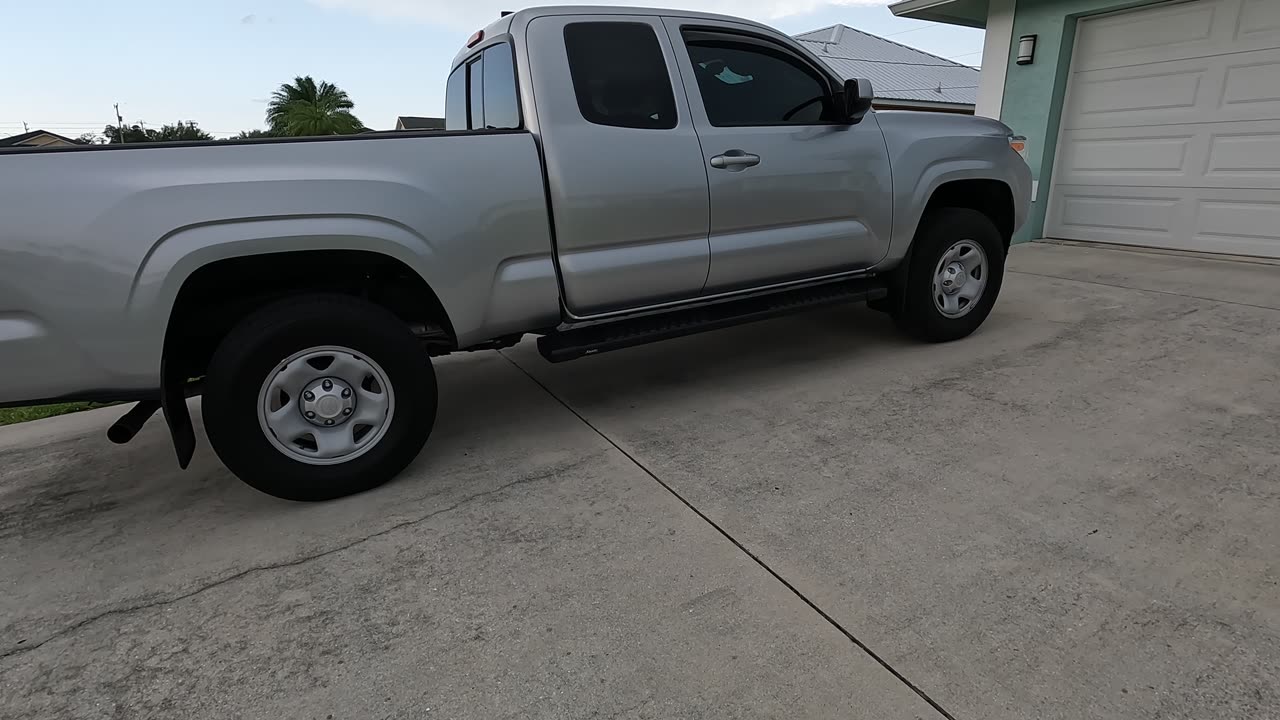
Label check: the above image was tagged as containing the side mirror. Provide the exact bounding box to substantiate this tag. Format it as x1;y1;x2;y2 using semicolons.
842;78;874;124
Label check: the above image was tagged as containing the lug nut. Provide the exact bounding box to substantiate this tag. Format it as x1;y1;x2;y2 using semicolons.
303;391;314;401
322;379;333;391
343;408;352;415
305;411;316;419
325;419;335;426
341;388;351;398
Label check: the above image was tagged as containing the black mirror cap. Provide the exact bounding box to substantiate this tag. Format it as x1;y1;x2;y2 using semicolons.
842;78;874;124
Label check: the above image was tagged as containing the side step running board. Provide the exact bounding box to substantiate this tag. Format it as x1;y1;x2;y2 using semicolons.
538;277;888;363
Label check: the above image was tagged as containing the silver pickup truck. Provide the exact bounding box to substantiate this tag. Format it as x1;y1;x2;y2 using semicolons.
0;5;1030;501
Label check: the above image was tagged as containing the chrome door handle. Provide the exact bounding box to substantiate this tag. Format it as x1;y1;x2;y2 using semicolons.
710;151;761;170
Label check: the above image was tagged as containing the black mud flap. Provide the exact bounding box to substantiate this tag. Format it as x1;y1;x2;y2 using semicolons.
160;354;196;469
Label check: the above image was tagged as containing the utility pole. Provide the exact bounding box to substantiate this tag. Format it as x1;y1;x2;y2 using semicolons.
22;121;28;133
114;103;125;144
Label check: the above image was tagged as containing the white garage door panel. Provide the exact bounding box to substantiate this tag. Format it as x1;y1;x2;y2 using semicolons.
1070;66;1204;119
1240;0;1280;40
1066;47;1280;129
1047;0;1280;258
1049;186;1280;256
1062;134;1192;176
1207;130;1280;176
1197;196;1280;253
1073;0;1280;72
1057;120;1280;189
1050;188;1184;243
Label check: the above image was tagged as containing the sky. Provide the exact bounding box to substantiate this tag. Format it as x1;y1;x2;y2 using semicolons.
1;0;983;140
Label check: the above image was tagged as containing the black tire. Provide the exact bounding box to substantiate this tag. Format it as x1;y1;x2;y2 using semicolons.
892;207;1006;342
203;294;437;501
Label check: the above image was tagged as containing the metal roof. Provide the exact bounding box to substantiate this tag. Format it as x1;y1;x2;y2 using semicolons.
794;25;979;106
395;116;446;130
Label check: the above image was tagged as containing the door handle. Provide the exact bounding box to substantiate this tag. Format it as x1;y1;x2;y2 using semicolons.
710;150;761;170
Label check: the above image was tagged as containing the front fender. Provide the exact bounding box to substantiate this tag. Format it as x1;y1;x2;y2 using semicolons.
875;112;1030;268
890;153;1026;265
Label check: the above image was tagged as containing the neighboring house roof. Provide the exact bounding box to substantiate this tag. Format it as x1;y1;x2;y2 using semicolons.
0;129;77;148
794;25;979;108
394;116;446;131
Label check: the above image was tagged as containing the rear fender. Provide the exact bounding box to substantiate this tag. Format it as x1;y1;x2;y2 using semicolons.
128;215;450;368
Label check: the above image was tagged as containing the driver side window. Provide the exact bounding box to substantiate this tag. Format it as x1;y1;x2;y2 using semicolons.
683;30;836;127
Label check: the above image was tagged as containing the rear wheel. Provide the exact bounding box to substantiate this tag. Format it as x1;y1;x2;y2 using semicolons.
203;295;437;501
891;208;1005;342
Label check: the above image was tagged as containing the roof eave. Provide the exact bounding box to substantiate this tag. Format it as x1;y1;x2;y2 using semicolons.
889;0;988;29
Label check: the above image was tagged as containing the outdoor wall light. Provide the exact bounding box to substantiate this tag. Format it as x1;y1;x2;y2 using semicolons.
1017;34;1037;65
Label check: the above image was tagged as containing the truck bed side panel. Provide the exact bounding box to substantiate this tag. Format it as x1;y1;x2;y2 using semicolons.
0;133;557;403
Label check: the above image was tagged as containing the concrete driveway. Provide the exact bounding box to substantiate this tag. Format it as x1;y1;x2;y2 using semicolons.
2;242;1277;720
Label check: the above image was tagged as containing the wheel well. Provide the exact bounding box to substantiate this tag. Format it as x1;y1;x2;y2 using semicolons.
923;179;1015;248
163;250;454;381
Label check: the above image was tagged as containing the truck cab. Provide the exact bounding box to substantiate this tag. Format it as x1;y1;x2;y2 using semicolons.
453;8;896;316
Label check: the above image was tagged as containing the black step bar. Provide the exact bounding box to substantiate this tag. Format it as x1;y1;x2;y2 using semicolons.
538;276;888;363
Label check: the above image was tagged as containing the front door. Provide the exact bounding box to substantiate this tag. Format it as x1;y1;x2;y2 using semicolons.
664;20;892;293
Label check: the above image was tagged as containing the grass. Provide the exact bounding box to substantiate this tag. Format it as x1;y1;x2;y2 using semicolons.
0;402;111;426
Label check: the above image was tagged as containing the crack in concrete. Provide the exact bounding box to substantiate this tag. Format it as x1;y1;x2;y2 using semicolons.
1;469;562;661
603;696;653;719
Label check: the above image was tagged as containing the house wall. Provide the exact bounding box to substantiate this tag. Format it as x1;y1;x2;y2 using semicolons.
999;0;1166;242
24;135;77;148
975;0;1016;118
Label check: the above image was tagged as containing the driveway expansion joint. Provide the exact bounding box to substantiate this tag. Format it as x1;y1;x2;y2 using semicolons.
500;351;960;720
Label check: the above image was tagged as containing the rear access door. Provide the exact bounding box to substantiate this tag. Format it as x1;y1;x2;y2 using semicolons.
526;15;711;316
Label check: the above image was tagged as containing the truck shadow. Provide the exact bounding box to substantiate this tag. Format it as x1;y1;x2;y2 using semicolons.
0;301;1012;529
501;304;918;407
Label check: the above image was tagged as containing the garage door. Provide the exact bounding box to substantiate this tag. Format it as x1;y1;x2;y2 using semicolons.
1046;0;1280;257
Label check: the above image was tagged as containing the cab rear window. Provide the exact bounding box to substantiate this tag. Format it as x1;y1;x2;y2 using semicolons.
445;42;521;131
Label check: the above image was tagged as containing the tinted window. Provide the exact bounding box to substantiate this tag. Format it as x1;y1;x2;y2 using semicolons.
482;44;520;129
683;31;835;126
564;22;677;130
445;65;466;131
468;59;485;130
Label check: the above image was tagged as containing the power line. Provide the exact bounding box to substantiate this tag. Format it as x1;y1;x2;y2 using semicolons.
817;54;981;68
882;25;938;38
0;123;107;128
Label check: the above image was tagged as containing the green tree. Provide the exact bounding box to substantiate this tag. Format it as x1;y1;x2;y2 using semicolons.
101;121;212;143
151;121;213;141
232;129;275;139
102;123;151;144
75;133;106;145
266;76;364;136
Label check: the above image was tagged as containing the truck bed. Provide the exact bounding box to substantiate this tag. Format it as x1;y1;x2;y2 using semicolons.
0;130;559;402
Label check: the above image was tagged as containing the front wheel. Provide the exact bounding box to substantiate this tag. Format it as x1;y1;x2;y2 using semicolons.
203;295;437;501
892;208;1006;342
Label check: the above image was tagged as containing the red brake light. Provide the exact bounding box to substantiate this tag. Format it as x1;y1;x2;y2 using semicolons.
467;30;485;48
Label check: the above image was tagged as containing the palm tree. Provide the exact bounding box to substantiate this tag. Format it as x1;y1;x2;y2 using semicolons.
266;76;365;136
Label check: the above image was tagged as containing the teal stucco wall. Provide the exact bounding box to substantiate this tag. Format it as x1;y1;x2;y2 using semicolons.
1000;0;1165;242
